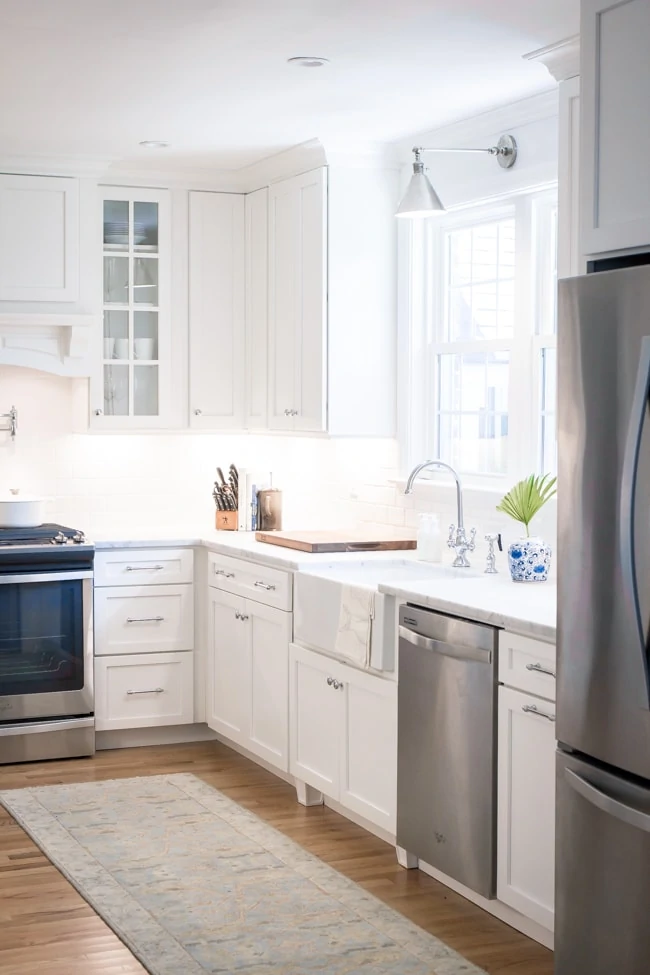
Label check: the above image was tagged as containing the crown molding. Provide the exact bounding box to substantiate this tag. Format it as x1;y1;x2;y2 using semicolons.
0;154;113;178
238;139;328;192
523;35;580;83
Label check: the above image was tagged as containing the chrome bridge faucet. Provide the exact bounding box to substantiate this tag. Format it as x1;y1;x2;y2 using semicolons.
404;459;476;568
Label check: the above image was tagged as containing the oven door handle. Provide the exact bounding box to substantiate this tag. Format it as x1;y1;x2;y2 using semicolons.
0;570;94;585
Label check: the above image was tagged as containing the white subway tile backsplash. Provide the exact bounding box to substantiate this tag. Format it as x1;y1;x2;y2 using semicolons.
0;367;557;549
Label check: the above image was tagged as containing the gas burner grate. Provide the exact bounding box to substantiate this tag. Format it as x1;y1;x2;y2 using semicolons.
0;524;84;546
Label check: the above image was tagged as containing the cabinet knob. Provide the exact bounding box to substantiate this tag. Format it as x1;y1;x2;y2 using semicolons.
94;408;104;416
194;408;202;416
284;408;292;417
327;676;334;686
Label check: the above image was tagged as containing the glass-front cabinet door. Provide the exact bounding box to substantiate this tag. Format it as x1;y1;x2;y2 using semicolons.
93;187;170;427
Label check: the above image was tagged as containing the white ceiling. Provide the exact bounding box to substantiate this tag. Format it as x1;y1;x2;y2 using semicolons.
0;0;579;171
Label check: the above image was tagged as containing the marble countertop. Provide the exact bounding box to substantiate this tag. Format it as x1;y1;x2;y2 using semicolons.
92;529;556;640
379;572;556;643
92;529;423;571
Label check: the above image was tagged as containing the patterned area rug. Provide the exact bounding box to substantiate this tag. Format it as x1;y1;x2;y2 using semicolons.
0;773;486;975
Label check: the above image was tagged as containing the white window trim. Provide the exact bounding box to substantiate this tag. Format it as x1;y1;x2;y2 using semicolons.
399;186;558;491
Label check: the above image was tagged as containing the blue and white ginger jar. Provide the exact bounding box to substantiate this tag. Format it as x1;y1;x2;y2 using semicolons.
507;536;551;582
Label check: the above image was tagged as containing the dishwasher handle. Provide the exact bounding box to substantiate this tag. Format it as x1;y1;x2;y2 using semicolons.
399;625;493;664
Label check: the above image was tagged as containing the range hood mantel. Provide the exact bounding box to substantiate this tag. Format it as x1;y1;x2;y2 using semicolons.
0;313;94;377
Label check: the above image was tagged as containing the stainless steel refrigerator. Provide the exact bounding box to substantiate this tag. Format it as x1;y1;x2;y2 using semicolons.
556;264;650;973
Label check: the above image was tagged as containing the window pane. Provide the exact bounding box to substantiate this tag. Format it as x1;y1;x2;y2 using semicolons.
540;347;557;474
437;351;509;474
445;218;515;341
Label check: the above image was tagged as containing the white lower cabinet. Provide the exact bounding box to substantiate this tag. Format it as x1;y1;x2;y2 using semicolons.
95;651;194;731
94;584;194;655
289;644;340;795
289;643;397;834
497;684;556;931
207;588;290;772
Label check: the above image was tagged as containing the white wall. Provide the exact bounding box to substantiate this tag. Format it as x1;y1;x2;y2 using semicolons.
0;366;555;564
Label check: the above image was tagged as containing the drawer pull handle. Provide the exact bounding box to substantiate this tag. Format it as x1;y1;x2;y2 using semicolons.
126;616;165;624
215;569;235;578
525;662;556;679
522;703;556;722
126;565;164;572
235;612;249;621
127;687;165;695
254;581;276;591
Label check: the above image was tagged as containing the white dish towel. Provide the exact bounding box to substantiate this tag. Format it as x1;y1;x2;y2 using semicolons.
334;585;374;669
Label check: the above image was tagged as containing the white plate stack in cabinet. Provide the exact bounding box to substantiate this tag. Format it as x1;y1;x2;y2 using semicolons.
93;548;195;730
497;631;556;934
206;552;292;772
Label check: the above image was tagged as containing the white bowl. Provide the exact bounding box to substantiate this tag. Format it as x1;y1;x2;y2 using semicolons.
0;495;47;528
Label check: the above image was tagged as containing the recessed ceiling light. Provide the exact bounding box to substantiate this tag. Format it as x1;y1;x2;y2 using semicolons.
139;140;170;149
287;56;330;68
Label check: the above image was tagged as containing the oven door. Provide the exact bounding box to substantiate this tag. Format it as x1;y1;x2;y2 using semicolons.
0;571;93;722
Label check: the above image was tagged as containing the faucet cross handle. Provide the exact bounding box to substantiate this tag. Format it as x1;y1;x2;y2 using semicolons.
467;527;477;551
447;523;457;549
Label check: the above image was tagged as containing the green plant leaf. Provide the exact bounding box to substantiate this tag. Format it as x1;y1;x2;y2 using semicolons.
496;473;557;535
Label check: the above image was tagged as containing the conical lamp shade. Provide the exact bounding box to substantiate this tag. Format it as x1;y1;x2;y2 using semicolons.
396;162;445;218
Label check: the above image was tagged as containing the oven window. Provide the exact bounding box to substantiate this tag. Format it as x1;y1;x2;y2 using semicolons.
0;579;85;696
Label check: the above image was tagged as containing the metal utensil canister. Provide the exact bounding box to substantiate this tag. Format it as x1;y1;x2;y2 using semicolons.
257;489;282;531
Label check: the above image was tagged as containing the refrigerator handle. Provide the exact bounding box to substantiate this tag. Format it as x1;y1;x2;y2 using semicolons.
620;335;650;707
565;769;650;834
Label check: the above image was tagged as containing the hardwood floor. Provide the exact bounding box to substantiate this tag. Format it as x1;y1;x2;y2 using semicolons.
0;741;553;975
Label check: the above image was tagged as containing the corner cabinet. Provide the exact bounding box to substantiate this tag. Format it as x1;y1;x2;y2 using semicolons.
268;169;327;433
0;174;79;302
91;187;172;428
581;0;650;256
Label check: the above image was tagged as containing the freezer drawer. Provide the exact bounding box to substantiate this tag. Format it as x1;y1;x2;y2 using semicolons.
556;749;650;974
396;604;498;898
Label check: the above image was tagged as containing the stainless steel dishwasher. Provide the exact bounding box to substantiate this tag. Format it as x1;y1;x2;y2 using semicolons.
396;603;498;898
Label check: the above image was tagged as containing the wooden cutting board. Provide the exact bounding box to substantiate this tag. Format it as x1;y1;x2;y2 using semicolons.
254;529;417;553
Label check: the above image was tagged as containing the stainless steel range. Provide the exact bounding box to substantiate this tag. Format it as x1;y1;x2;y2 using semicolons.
0;523;94;764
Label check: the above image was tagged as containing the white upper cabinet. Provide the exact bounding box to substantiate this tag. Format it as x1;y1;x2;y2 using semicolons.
268;168;327;433
581;0;650;257
0;174;79;302
92;187;172;428
245;187;269;429
189;191;245;429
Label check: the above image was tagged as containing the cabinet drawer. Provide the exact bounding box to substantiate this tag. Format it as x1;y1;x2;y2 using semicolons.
94;585;194;656
94;548;193;587
95;652;194;731
499;631;556;701
208;552;291;610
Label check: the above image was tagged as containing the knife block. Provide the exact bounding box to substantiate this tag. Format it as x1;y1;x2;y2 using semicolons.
215;510;238;531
